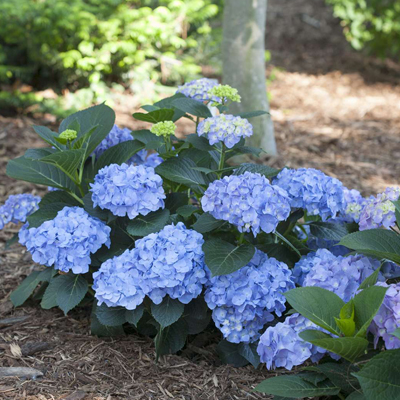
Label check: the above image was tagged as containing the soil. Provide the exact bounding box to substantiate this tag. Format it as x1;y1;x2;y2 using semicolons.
1;0;400;399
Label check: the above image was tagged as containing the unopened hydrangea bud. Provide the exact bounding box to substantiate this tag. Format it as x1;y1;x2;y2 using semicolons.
208;84;241;105
150;121;176;137
59;129;77;141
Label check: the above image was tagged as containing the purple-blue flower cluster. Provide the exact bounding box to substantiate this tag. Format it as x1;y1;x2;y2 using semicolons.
359;187;400;231
197;114;253;148
0;194;40;230
257;313;329;370
90;163;165;219
338;188;366;223
93;124;163;167
205;251;295;343
201;172;291;236
93;223;208;309
370;282;400;350
19;207;110;274
176;78;219;102
294;249;382;302
273;168;345;221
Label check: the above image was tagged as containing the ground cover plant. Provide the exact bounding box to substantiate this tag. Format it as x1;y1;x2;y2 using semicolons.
2;78;400;399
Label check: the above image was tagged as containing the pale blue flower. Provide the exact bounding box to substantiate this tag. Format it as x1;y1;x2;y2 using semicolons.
176;78;219;102
19;207;110;274
90;163;165;219
201;172;291;236
0;194;40;230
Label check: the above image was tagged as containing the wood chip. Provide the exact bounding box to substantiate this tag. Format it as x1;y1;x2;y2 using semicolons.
21;341;51;356
0;367;43;379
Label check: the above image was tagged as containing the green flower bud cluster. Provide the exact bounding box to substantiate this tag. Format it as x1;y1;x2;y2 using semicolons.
208;84;241;105
150;121;176;137
59;129;78;141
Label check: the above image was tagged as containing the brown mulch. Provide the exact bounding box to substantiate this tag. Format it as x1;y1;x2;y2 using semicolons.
1;0;400;398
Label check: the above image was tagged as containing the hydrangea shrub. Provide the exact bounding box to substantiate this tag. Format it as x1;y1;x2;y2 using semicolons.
3;79;400;399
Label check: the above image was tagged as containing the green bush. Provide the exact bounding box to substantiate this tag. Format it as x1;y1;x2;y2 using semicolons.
327;0;400;59
0;0;220;90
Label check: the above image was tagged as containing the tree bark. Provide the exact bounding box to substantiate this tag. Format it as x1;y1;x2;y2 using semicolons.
222;0;277;156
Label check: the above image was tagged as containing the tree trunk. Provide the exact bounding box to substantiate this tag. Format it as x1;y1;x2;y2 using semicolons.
222;0;277;156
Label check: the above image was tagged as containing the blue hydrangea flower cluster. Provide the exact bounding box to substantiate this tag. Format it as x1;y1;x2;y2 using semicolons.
176;78;219;102
370;282;400;350
0;194;40;230
90;163;165;219
201;172;291;236
257;313;329;370
359;187;400;231
197;114;253;148
338;188;367;223
273;168;345;221
93;124;163;167
19;207;111;274
93;223;208;308
205;251;295;343
294;249;382;302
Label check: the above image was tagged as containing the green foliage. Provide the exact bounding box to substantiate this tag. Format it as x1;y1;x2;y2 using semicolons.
0;0;220;93
327;0;400;59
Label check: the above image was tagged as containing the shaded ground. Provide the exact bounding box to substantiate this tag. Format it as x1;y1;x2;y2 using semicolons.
1;0;400;399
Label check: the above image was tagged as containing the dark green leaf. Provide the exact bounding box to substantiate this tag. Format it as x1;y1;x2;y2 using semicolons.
40;149;85;180
346;392;366;400
56;274;88;315
176;205;199;218
153;93;187;121
7;156;76;191
125;304;144;327
60;104;115;157
392;200;400;227
238;343;260;368
91;303;125;337
339;230;400;264
27;203;67;228
216;340;248;367
183;297;211;335
256;243;299;268
192;212;224;234
154;319;188;359
185;134;213;151
126;209;170;237
95;304;127;326
33;126;63;150
285;287;344;336
309;221;353;241
39;190;81;207
299;330;368;362
297;372;327;386
171;97;212;118
233;163;280;178
165;192;189;214
94;140;145;174
151;297;184;328
255;375;340;397
352;285;388;337
10;271;42;307
131;130;164;151
25;148;55;159
155;157;206;187
353;349;400;400
132;108;175;123
82;193;109;221
41;276;64;309
203;238;255;276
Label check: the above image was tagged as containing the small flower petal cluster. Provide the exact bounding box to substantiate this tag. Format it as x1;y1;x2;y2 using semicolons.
150;121;176;137
93;223;208;308
339;188;367;223
90;163;165;219
257;313;329;370
294;249;382;302
0;194;40;230
176;78;219;102
381;261;400;279
59;129;77;141
93;124;133;158
143;153;163;168
197;114;253;148
19;207;111;274
359;187;400;230
208;84;241;105
273;168;345;221
205;251;295;343
370;282;400;350
201;172;291;236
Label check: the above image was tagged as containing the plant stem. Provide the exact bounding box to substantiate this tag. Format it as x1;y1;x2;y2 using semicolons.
218;143;226;177
238;232;245;244
195;116;200;131
68;190;84;205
